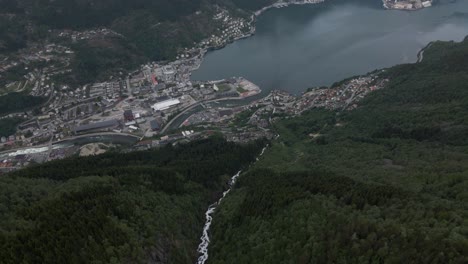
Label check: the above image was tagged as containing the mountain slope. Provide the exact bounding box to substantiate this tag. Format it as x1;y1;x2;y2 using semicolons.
0;137;266;263
207;39;468;263
0;0;277;86
0;0;274;58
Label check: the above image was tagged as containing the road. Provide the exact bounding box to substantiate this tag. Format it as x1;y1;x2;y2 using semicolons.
0;132;140;156
417;42;433;63
44;133;54;162
160;96;245;134
126;77;132;95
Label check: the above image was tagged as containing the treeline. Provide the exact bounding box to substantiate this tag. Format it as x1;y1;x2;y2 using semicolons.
0;15;28;53
0;12;48;54
0;92;46;115
5;0;203;29
5;0;271;29
65;38;145;86
0;137;267;263
14;137;266;184
0;118;23;137
207;39;468;263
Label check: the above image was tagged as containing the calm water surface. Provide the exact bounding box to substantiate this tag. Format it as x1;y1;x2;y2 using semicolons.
191;0;468;94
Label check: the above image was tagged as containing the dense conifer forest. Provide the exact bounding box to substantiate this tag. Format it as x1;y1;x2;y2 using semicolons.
0;137;266;263
0;92;46;115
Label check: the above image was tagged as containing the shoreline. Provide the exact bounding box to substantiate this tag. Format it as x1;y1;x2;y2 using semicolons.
4;0;437;155
417;41;434;63
238;1;327;43
190;0;439;90
191;0;328;77
254;0;326;17
182;1;330;126
182;0;439;132
382;0;433;11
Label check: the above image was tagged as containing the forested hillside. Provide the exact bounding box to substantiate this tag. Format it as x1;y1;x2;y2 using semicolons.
0;0;274;58
207;39;468;263
0;92;46;115
0;0;203;29
0;137;266;263
0;0;276;86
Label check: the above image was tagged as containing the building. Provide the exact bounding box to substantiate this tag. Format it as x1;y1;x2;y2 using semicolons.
151;74;158;85
422;1;432;8
125;120;137;126
219;109;233;117
150;120;161;131
124;110;134;121
154;83;166;91
162;66;175;75
74;119;119;134
38;114;51;121
156;95;170;102
151;98;181;111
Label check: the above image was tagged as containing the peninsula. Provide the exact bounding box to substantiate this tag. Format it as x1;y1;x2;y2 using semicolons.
383;0;433;10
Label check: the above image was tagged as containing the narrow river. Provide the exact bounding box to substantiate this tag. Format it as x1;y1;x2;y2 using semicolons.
196;146;268;264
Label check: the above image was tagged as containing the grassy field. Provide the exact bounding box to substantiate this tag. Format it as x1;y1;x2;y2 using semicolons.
216;83;233;92
236;86;247;93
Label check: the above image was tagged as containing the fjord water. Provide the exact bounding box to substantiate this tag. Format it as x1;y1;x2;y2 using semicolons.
191;0;468;94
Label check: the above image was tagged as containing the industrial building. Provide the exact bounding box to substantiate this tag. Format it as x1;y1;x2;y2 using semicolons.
74;119;120;134
151;98;181;111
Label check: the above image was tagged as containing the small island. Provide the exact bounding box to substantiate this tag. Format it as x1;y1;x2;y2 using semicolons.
383;0;433;10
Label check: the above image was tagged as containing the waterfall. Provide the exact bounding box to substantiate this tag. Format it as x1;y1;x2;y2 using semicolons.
195;170;241;264
196;146;267;264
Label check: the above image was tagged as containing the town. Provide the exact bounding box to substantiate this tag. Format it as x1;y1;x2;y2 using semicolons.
0;0;389;172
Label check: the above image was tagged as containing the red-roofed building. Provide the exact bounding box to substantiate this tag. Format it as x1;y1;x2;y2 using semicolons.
151;74;158;85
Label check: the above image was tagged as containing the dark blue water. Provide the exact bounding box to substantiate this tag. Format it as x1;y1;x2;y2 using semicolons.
192;0;468;94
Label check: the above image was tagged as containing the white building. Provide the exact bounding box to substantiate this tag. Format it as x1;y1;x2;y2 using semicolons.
422;1;432;8
162;66;175;75
151;98;181;111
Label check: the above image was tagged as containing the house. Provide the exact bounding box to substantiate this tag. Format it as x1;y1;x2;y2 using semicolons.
124;110;134;121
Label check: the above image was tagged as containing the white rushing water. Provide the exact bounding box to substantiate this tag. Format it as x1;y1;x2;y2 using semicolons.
196;146;267;264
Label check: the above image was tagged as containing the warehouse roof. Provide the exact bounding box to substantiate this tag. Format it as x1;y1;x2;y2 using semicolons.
74;119;119;133
151;98;181;111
